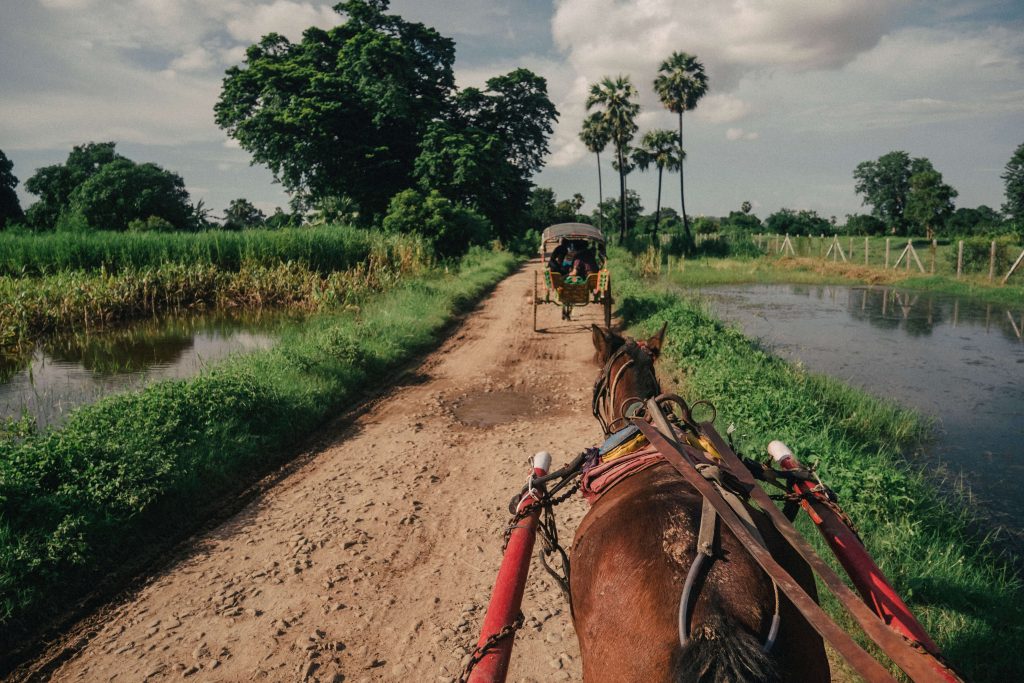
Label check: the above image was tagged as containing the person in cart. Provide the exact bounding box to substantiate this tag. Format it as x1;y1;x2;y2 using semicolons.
548;240;597;278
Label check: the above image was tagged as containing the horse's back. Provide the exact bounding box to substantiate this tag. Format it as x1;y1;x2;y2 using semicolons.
570;462;829;682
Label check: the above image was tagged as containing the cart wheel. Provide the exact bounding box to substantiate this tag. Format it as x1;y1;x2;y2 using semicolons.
533;270;539;332
604;277;612;328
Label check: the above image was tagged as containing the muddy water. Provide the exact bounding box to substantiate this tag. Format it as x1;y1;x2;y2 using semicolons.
698;284;1024;551
0;312;289;428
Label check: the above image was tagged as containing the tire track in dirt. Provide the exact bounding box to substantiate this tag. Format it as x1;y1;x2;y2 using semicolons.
43;262;605;682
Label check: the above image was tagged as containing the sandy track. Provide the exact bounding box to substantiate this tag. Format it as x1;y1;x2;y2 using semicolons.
46;262;603;682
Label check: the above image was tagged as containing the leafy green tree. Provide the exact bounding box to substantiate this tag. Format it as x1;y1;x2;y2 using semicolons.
654;51;708;246
905;169;957;238
382;188;490;257
222;198;266;230
24;142;124;229
844;213;886;235
853;151;935;235
740;200;752;215
720;210;761;234
215;1;457;221
265;207;301;230
1002;142;1024;223
189;199;217;231
765;208;830;236
586;76;639;242
946;206;1004;236
128;215;177;232
632;129;682;240
580;112;611;230
593;190;642;235
67;159;192;231
0;149;24;229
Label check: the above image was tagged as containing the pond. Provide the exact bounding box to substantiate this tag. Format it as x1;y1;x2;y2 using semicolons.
0;311;291;428
696;284;1024;553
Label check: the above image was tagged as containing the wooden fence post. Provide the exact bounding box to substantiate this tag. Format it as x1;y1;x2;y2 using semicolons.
885;238;891;269
864;237;869;266
957;240;963;279
930;239;936;274
989;240;996;281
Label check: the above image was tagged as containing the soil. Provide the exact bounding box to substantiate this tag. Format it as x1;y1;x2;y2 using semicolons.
36;262;604;682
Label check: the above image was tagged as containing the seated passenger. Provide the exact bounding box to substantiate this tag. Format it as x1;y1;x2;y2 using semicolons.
570;244;599;277
548;238;577;275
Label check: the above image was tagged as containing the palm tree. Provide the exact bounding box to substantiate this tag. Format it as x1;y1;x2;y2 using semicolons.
580;113;611;230
586;76;640;242
654;52;708;248
632;129;683;241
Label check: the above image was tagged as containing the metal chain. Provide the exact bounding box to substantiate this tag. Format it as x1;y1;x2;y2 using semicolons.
457;611;525;683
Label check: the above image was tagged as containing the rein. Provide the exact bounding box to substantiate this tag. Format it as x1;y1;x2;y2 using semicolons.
592;340;660;435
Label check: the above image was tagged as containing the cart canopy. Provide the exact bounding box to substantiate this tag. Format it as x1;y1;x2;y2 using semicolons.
541;223;606;247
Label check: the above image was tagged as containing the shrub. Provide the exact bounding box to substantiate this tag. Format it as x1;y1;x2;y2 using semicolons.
946;235;1021;275
382;189;492;258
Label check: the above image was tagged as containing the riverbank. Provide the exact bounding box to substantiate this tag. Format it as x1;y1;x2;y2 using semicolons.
0;248;517;659
612;248;1023;681
654;249;1024;307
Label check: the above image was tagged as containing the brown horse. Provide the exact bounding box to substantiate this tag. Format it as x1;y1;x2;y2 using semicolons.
570;325;830;682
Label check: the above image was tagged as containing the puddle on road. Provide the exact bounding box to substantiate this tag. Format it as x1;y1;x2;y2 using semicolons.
451;390;536;427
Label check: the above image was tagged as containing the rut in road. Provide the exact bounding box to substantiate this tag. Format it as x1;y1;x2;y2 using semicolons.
46;263;617;682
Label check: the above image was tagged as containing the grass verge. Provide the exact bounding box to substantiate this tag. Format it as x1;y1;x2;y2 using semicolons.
0;248;517;657
611;248;1023;681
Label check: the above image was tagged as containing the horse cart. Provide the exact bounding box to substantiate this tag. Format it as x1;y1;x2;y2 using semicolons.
460;326;967;683
533;223;611;331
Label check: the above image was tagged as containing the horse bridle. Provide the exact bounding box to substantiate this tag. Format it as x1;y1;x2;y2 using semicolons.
592;339;661;435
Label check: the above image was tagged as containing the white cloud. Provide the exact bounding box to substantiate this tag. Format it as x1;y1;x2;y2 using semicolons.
726;128;760;141
170;46;215;72
225;1;342;43
697;94;752;124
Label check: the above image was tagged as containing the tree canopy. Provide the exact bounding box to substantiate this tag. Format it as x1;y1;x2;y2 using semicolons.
0;149;23;229
905;169;957;238
1002;142;1024;223
22;142;192;231
765;208;830;236
586;76;639;242
222;198;267;230
853;151;937;235
216;1;556;246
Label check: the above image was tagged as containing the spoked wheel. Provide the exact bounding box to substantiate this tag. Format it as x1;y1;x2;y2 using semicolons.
533;270;540;332
603;276;612;328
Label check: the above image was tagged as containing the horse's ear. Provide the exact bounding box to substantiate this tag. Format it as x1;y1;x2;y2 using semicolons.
592;324;624;363
646;322;668;359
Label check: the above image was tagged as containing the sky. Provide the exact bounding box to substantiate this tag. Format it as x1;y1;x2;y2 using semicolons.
1;0;1022;223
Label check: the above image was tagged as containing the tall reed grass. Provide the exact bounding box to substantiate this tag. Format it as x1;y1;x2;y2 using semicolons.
0;226;426;276
0;233;431;353
611;248;1023;681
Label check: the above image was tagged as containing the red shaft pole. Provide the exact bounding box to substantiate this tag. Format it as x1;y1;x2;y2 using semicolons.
769;441;963;683
467;452;551;683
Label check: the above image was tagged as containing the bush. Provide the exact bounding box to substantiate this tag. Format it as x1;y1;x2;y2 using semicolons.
844;213;886;235
127;215;176;232
382;189;492;258
765;208;831;236
946;235;1022;275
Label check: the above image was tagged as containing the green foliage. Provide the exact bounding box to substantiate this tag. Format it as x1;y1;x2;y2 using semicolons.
611;252;1024;680
719;210;761;234
593;190;642;237
945;235;1019;274
1001;142;1024;222
654;51;709;244
586;76;640;242
127;216;176;233
764;208;831;236
24;142;123;229
0;149;23;229
843;213;886;235
0;225;415;276
215;2;456;220
946;206;1005;236
692;215;720;235
222;198;266;231
906;168;958;238
0;249;516;645
854;151;936;235
381;189;491;258
527;187;579;228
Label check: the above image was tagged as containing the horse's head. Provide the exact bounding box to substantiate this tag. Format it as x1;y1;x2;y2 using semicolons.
591;323;666;435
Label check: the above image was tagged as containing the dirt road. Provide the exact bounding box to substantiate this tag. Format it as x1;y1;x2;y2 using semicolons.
47;262;604;682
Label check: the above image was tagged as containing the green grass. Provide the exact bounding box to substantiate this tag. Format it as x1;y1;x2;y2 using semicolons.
610;247;1023;681
0;247;517;653
0;226;426;276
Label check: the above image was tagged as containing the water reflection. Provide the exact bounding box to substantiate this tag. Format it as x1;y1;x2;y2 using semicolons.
697;284;1024;554
0;312;288;427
